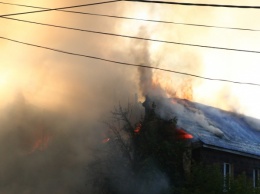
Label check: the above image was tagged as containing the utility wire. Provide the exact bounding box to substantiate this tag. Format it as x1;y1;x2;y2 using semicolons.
0;0;120;17
2;0;260;10
1;1;260;32
2;16;260;54
124;0;260;9
0;36;259;87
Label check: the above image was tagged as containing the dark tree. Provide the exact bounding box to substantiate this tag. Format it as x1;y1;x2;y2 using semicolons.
84;101;260;194
84;101;189;194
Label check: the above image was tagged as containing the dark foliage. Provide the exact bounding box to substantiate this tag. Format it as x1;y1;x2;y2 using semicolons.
84;102;259;194
84;102;188;194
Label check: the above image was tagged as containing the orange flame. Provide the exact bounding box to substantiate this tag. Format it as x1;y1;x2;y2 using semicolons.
101;130;112;144
176;80;193;100
176;128;193;139
102;137;110;143
152;76;193;101
29;127;51;154
134;122;142;134
31;135;51;153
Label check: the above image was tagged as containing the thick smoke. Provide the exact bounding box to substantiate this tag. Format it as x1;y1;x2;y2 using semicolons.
133;32;166;99
0;1;140;194
2;0;258;193
0;94;94;193
130;26;224;137
154;98;224;137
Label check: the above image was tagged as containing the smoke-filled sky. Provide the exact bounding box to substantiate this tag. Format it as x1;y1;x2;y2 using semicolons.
2;0;260;117
1;0;260;193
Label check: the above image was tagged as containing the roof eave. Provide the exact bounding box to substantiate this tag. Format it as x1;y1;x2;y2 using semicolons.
201;144;260;160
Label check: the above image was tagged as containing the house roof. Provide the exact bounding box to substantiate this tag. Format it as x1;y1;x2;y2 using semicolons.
153;98;260;158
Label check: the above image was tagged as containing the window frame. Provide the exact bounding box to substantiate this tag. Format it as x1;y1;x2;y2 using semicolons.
253;169;260;188
223;162;232;191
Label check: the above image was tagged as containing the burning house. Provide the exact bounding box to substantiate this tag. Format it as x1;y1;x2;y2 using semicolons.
143;96;260;187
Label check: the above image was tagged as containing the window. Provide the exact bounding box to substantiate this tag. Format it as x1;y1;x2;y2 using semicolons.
253;169;260;188
223;163;232;191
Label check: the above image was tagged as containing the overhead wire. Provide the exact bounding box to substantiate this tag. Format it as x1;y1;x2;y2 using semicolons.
1;1;260;86
2;0;260;10
0;36;259;87
1;1;260;32
123;0;260;9
0;0;121;17
1;15;260;54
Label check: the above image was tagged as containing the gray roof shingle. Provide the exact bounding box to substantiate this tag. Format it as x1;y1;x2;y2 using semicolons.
154;98;260;157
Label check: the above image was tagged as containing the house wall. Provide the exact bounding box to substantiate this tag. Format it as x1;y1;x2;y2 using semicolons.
192;147;260;178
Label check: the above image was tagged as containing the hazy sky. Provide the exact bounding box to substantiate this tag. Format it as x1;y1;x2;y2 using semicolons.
1;0;260;118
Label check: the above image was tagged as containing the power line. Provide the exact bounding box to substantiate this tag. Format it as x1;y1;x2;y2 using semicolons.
3;0;260;10
0;0;120;17
39;11;260;32
2;16;260;54
124;0;260;9
0;36;259;87
1;1;260;32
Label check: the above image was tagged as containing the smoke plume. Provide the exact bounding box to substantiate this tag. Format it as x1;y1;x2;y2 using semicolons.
2;0;260;193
